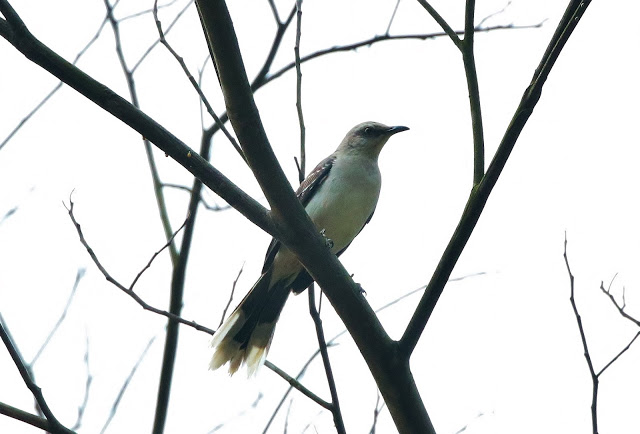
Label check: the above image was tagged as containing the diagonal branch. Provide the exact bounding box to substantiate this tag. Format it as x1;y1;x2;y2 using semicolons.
0;0;276;238
195;2;434;432
0;320;75;434
0;401;75;434
399;0;594;356
31;268;86;366
153;0;245;162
64;198;215;335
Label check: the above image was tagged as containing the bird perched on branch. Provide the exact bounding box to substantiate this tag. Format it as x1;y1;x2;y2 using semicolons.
210;121;409;376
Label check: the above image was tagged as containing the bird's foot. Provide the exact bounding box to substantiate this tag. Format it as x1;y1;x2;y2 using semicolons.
320;229;334;249
350;274;366;296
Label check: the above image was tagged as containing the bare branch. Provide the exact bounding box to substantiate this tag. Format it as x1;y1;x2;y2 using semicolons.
597;331;640;377
294;0;306;182
64;198;215;335
476;1;512;28
415;0;462;47
153;0;245;162
131;0;195;73
564;236;598;434
385;0;401;36
400;0;593;356
0;10;110;151
264;23;542;85
369;390;386;434
600;280;640;328
308;284;346;434
0;319;75;434
103;0;180;266
0;401;75;434
70;335;92;431
264;360;332;411
100;336;156;434
31;268;86;365
218;263;244;327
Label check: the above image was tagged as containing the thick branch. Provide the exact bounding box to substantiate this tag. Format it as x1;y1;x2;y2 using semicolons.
0;1;276;240
195;1;433;432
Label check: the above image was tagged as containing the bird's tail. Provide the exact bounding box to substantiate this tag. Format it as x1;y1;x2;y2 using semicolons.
209;269;290;376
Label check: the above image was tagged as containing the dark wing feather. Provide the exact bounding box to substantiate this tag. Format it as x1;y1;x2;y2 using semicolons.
261;155;336;274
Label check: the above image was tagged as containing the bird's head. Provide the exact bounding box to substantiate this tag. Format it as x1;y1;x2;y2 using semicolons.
337;121;409;159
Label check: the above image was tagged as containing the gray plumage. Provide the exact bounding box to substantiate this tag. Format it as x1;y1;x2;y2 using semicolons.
210;121;409;376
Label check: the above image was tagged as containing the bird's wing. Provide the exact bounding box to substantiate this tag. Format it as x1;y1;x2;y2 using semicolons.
261;155;336;274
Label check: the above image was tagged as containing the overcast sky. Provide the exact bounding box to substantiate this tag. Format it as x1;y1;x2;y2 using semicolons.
1;1;639;433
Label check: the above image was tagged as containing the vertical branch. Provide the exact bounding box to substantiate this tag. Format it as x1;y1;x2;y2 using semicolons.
418;0;485;184
308;285;346;434
461;0;485;185
103;0;178;266
294;0;306;183
564;236;599;434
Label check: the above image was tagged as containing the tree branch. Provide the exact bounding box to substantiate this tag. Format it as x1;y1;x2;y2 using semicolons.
399;0;594;356
0;0;277;240
195;1;434;432
0;321;75;434
308;284;346;434
564;236;598;434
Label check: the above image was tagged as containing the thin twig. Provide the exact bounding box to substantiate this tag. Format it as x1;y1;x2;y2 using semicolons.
103;0;179;266
70;334;92;431
218;263;244;327
415;0;462;47
308;284;346;434
600;280;640;328
264;23;542;85
476;1;512;28
0;10;111;151
262;344;335;433
597;331;640;377
0;321;74;434
131;0;194;73
369;390;386;434
385;0;401;36
564;236;598;434
31;268;85;365
265;272;485;428
118;0;178;21
129;212;191;290
206;392;264;433
264;360;332;411
100;336;156;434
65;198;214;335
294;0;306;182
153;0;245;162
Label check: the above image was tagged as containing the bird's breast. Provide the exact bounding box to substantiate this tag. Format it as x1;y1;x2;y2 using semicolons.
304;156;381;253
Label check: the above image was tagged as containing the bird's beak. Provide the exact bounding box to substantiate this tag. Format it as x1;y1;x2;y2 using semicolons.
386;125;409;135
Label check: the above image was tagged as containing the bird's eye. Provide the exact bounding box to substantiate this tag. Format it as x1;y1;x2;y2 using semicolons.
364;127;372;135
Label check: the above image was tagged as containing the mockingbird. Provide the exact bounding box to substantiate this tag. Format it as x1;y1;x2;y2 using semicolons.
210;121;409;376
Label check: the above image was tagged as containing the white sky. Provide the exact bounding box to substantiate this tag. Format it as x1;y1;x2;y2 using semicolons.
1;0;639;433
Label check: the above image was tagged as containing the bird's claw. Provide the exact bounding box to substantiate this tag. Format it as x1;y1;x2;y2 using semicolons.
320;229;334;249
350;274;366;296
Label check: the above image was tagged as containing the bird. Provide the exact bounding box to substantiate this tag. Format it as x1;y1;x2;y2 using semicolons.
209;121;409;376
